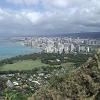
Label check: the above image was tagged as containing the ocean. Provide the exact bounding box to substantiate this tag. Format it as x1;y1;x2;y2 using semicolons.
0;39;41;60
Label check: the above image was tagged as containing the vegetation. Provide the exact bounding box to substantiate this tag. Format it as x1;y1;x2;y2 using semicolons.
0;53;41;66
4;89;27;100
0;52;95;100
0;60;48;71
0;53;91;72
28;52;100;100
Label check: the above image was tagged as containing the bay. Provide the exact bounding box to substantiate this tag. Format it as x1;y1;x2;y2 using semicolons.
0;39;41;59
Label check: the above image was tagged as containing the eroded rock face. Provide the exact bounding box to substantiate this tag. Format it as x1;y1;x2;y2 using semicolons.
29;54;100;100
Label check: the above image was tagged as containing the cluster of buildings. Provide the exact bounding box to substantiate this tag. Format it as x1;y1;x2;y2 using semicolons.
20;37;100;54
0;66;65;95
1;72;48;91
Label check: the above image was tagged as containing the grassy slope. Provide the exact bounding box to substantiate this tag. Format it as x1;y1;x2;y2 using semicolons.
0;60;48;71
0;59;74;71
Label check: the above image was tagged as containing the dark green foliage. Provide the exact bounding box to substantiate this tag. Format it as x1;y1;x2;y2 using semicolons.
95;90;100;100
0;79;6;96
0;53;40;66
0;52;92;68
31;54;100;100
5;89;27;100
0;53;95;100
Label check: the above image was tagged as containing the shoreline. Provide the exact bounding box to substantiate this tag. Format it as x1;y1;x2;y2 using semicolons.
0;40;42;60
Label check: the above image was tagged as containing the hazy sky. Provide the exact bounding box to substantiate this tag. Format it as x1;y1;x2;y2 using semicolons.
0;0;100;36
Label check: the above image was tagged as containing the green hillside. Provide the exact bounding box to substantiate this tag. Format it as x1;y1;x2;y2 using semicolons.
29;52;100;100
0;60;48;71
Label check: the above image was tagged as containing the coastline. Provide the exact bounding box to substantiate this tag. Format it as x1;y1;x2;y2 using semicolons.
0;39;42;60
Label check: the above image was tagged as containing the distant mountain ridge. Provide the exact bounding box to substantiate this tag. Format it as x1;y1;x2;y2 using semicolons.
38;32;100;39
64;32;100;39
14;32;100;39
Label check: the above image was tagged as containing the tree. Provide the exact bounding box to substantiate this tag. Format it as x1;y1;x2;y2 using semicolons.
5;89;27;100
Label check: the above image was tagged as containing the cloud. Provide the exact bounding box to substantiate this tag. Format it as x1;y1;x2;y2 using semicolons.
6;0;100;9
43;0;69;8
6;0;39;6
0;0;100;36
22;12;42;24
6;0;68;6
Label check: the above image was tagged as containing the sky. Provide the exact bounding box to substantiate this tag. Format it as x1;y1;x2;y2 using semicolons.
0;0;100;36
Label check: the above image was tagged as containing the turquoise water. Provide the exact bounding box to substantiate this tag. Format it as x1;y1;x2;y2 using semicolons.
0;40;41;59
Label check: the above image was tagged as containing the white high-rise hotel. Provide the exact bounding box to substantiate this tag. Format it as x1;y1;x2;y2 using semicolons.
21;37;99;54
